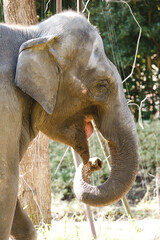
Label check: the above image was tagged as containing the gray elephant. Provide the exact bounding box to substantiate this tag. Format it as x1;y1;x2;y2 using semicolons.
0;11;139;240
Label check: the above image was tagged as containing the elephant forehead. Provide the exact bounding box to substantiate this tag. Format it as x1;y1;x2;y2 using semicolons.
85;40;117;83
86;36;106;70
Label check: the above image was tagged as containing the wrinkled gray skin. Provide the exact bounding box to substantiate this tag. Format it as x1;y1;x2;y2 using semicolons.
0;11;139;240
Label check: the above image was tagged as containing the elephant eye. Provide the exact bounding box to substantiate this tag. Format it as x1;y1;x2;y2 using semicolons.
89;79;110;99
97;80;108;90
93;79;109;96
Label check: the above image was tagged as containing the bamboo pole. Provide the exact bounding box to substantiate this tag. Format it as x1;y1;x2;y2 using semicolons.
71;149;97;239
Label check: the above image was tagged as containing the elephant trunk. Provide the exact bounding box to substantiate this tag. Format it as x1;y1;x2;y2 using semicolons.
74;102;139;207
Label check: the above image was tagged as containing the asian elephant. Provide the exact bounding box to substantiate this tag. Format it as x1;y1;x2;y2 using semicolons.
0;11;139;240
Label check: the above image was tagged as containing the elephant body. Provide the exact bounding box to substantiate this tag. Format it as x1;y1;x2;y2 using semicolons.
0;11;139;240
0;24;37;240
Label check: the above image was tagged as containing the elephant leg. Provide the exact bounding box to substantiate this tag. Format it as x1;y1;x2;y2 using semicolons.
11;199;37;240
0;118;20;239
0;167;18;240
0;92;24;240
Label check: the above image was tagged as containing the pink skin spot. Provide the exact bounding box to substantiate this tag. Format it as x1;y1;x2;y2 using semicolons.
81;84;87;94
82;89;87;94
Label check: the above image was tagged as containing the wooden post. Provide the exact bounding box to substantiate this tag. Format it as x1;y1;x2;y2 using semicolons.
56;0;62;13
156;167;160;214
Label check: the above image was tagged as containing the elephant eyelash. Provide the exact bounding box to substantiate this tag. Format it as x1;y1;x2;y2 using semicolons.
56;65;62;75
85;79;110;100
97;80;109;89
92;80;109;95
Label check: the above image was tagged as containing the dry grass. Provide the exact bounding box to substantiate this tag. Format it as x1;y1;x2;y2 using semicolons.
37;199;160;240
37;219;160;240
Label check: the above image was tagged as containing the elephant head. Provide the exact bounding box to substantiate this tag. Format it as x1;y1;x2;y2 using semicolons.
15;11;139;207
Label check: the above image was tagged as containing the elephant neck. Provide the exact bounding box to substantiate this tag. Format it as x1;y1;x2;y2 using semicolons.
30;101;45;139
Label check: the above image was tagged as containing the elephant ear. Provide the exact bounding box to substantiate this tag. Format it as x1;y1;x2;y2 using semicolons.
15;35;61;114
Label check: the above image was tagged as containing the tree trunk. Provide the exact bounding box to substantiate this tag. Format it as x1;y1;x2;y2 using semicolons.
3;0;52;225
19;133;51;225
3;0;38;25
56;0;62;13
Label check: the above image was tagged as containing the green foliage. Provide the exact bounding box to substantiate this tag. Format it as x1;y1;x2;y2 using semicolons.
0;0;4;22
137;120;160;174
85;0;160;120
49;144;75;200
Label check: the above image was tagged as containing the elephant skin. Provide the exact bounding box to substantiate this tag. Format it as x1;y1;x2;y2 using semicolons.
0;11;139;240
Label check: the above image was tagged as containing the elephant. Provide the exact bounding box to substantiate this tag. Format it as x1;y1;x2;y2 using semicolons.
0;11;139;240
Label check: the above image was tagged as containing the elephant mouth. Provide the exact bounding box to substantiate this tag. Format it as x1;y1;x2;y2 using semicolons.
84;117;94;140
